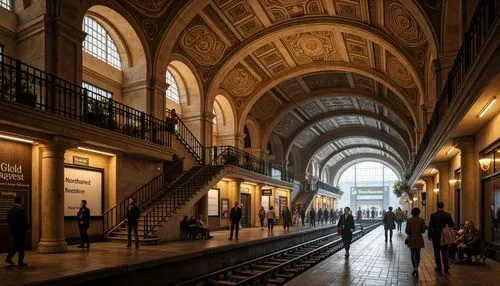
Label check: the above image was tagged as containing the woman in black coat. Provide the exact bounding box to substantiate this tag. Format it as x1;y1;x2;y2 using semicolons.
337;206;355;257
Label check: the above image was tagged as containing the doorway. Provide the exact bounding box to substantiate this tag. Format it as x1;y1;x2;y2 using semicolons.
240;193;251;227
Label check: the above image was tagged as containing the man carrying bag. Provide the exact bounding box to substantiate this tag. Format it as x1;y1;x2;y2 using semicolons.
428;201;454;273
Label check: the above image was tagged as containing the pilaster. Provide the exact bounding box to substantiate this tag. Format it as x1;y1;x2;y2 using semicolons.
421;176;436;223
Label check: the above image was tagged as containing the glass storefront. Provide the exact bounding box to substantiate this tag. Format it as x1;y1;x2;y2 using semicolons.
481;142;500;243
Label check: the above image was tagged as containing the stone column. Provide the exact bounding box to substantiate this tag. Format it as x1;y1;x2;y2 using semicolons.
422;176;435;223
453;136;478;223
254;184;262;227
37;143;68;253
231;179;242;205
415;183;425;219
435;162;450;212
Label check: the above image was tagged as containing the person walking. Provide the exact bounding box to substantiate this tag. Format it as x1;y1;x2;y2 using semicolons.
428;201;454;273
406;207;426;276
267;206;276;231
5;196;28;266
125;198;141;248
395;207;405;232
357;207;362;221
330;209;335;224
77;200;91;248
229;202;242;240
324;208;329;225
309;208;316;227
300;207;306;226
258;207;266;230
371;209;376;219
383;206;397;243
282;206;292;232
337;207;355;257
318;208;323;226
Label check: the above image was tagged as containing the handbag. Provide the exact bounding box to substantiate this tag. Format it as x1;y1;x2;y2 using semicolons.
440;225;455;245
337;226;343;235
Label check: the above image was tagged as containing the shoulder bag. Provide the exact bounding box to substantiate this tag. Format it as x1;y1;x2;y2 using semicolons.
440;225;455;245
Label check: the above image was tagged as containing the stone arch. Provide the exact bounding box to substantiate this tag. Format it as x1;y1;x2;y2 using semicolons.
167;56;204;119
80;3;150;112
283;110;413;156
296;127;410;171
260;88;415;152
318;144;405;176
213;94;237;147
208;19;426;117
268;133;284;164
331;155;404;185
244;116;262;153
236;63;418;141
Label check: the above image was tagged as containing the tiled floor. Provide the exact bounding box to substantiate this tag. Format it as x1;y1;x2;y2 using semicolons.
0;224;333;286
287;225;500;286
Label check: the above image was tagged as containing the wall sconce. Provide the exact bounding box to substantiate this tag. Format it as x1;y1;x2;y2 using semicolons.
448;179;460;188
433;188;440;194
413;197;418;201
479;158;492;171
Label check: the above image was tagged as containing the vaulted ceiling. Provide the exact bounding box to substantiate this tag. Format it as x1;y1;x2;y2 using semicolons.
167;0;441;179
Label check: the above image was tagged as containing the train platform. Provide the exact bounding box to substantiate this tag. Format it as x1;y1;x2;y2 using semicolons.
0;224;338;286
287;225;500;286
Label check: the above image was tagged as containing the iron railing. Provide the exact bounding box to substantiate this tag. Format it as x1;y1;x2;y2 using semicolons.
165;108;204;164
102;158;184;235
142;151;226;237
204;146;295;183
410;0;499;177
316;181;343;195
0;54;173;147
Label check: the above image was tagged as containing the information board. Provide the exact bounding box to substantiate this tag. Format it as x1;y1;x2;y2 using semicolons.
64;166;102;216
208;188;219;216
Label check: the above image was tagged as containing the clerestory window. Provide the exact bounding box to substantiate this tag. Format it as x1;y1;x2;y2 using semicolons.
83;16;122;70
166;70;180;103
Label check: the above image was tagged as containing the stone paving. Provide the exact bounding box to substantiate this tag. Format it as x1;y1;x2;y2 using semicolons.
287;225;500;286
0;224;334;286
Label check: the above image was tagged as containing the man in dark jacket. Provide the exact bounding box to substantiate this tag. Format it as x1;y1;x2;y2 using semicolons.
338;207;355;257
383;206;397;243
77;200;91;248
5;196;29;266
125;198;141;248
229;202;242;240
428;201;454;273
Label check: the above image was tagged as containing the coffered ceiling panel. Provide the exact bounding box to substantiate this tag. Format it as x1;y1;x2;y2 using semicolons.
213;0;265;38
315;144;335;161
299;101;323;118
337;137;380;147
302;72;350;91
259;0;326;23
317;119;337;132
282;31;343;65
319;96;354;110
295;129;317;147
274;113;302;137
249;91;282;122
334;116;361;126
277;78;305;97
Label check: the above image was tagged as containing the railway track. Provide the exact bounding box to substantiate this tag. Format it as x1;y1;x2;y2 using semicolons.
176;222;381;286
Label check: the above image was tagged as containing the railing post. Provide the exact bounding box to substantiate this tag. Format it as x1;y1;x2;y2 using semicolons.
140;112;146;140
82;88;88;122
107;98;114;130
15;59;21;101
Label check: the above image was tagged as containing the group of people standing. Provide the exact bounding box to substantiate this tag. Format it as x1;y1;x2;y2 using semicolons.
308;208;340;227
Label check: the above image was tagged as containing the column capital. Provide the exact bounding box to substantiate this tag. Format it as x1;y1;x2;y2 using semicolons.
431;161;449;171
452;136;475;153
420;176;434;185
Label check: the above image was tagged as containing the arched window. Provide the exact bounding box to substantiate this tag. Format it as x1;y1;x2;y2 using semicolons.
0;0;11;10
166;70;180;103
83;16;122;70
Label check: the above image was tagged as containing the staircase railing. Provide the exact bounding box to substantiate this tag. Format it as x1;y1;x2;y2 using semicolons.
165;108;204;164
142;149;228;238
0;53;172;148
410;0;499;177
102;158;183;235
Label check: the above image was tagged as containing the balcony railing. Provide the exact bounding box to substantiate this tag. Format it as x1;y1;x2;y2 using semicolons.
205;146;295;183
410;0;499;177
0;54;172;147
316;180;343;195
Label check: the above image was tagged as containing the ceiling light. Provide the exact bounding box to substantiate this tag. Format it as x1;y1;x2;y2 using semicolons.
0;134;34;144
448;179;460;188
479;158;492;171
413;197;418;201
477;96;496;118
77;147;115;156
433;188;440;194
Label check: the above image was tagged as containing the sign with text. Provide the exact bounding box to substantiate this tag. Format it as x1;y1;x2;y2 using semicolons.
73;156;89;166
261;188;272;196
64;166;102;216
351;187;385;196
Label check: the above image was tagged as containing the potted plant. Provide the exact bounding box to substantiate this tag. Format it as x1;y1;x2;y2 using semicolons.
393;180;410;197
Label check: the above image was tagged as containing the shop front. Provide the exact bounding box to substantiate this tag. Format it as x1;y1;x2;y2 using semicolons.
480;141;500;246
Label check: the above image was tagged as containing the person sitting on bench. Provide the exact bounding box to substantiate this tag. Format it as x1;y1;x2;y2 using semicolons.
457;221;482;264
